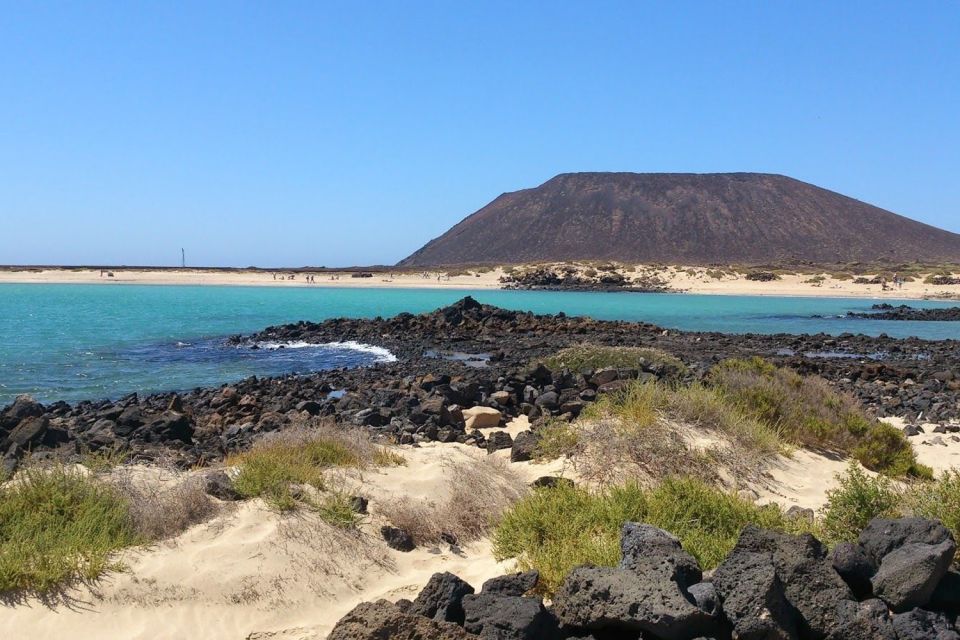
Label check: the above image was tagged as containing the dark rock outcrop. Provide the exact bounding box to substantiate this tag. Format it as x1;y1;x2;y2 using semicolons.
381;526;416;552
409;572;475;625
333;517;960;640
461;592;558;639
328;599;475;640
480;571;539;597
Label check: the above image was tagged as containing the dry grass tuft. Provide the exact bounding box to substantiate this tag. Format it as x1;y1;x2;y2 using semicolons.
109;469;218;541
566;380;780;487
378;456;527;545
709;358;930;479
227;424;404;512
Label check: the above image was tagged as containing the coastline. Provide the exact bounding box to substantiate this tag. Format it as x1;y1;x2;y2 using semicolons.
0;266;958;301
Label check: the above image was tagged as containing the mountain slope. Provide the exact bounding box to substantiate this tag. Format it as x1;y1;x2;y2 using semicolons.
399;173;960;265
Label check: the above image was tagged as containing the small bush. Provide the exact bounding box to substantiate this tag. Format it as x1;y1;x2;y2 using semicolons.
820;464;899;543
0;465;137;595
576;380;781;485
708;358;926;478
907;469;960;536
533;419;581;461
542;344;688;378
311;492;362;529
228;425;404;512
113;473;217;541
853;423;932;480
745;271;780;281
230;435;358;511
373;448;407;467
379;457;526;545
493;477;802;594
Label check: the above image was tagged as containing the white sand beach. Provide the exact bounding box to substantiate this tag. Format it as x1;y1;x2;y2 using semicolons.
1;265;958;300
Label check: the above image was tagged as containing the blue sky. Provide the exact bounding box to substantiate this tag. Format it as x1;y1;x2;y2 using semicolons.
2;1;958;267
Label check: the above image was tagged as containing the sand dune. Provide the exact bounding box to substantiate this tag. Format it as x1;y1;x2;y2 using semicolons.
4;416;959;639
1;441;565;640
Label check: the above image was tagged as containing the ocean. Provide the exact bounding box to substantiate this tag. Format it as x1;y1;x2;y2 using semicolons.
0;283;957;405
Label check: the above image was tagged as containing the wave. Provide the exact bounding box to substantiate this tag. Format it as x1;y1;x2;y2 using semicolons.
251;339;397;362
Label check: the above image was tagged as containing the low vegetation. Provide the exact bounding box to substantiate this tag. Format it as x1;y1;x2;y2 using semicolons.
228;426;405;513
820;465;899;543
0;422;407;595
0;465;138;595
563;380;779;485
821;465;960;545
708;358;930;479
541;344;688;378
379;457;526;546
112;471;216;541
493;477;808;594
534;354;926;482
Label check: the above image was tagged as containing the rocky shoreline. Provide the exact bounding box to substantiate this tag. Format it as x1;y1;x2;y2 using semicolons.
330;517;960;640
3;297;959;475
846;304;960;322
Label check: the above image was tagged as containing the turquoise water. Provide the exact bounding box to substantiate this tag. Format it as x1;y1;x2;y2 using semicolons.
1;283;957;405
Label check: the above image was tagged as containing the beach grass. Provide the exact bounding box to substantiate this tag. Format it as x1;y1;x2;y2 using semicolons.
820;464;899;543
379;457;526;546
708;357;930;479
821;465;960;545
541;344;688;378
493;477;807;595
228;424;405;513
229;438;359;511
0;465;138;595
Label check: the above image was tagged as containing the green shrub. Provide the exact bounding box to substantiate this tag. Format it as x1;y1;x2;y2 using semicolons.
311;492;362;529
853;423;932;480
0;466;138;594
493;477;802;594
708;358;926;478
820;464;899;543
907;469;960;535
533;419;581;460
230;438;360;511
541;344;688;378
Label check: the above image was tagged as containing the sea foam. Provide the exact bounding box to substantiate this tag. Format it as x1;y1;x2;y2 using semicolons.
252;339;397;363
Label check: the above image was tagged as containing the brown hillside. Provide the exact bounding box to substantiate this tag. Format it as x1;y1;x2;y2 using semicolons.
399;173;960;266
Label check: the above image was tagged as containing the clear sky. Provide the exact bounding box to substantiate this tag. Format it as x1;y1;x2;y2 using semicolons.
2;1;958;267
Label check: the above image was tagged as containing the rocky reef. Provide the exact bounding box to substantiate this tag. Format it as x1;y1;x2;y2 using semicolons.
846;304;960;322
